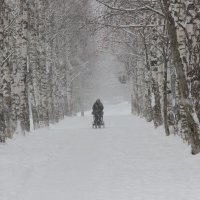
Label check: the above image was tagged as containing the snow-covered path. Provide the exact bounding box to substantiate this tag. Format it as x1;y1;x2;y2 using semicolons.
1;103;200;200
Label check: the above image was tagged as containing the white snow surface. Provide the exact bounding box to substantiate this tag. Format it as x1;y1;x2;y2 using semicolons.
1;102;200;200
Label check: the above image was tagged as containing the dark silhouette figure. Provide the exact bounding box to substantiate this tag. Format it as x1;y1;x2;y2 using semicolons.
92;99;104;128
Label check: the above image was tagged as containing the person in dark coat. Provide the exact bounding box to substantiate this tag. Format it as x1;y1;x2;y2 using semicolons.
92;99;104;120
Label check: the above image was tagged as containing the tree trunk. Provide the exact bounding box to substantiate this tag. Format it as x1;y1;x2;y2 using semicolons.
163;0;200;154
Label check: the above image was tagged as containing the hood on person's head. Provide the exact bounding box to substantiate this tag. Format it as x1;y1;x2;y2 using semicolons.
96;98;101;103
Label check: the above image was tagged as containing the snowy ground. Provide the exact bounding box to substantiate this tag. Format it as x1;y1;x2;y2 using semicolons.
1;102;200;200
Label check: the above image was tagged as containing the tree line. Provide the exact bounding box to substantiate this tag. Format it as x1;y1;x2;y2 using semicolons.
94;0;200;154
0;0;91;142
1;0;200;155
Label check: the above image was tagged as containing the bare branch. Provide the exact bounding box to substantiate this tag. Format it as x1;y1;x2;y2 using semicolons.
96;0;165;17
0;52;14;68
97;22;164;29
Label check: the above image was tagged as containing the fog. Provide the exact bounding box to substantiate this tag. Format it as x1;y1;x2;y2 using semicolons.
77;53;130;110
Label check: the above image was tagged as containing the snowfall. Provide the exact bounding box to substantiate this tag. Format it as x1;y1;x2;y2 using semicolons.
1;102;200;200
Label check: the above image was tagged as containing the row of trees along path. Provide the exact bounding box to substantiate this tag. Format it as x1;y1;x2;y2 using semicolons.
1;0;200;154
93;0;200;154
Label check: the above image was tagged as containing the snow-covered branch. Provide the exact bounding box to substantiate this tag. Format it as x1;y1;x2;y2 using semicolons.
97;22;164;29
96;0;165;17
